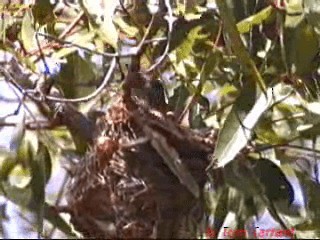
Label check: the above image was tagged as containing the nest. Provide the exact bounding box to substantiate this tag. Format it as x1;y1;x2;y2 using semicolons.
65;94;215;238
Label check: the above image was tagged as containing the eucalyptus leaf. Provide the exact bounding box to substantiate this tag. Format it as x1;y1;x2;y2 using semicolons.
284;16;319;77
80;0;118;48
21;10;35;52
237;6;275;34
52;31;95;59
304;0;320;34
175;26;209;63
29;141;47;236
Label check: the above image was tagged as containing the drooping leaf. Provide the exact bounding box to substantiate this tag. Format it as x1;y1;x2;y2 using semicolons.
213;83;292;168
283;1;319;78
0;183;75;236
21;9;35;52
143;125;200;198
237;6;275;34
304;0;320;34
8;138;45;236
29;141;50;236
32;0;55;25
213;81;257;168
209;187;230;237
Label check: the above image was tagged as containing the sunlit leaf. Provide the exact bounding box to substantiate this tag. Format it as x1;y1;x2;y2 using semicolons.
0;156;17;181
303;102;320;115
213;81;257;168
213;83;293;168
175;25;208;63
21;9;35;52
113;17;139;37
52;31;95;59
81;0;118;48
299;122;320;139
237;6;275;34
255;117;287;145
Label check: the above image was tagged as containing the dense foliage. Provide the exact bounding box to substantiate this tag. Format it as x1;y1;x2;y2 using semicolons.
1;0;320;238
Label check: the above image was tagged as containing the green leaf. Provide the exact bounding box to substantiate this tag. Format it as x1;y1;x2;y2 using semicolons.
1;183;32;207
81;0;118;48
32;0;55;25
224;158;264;198
298;100;320;137
0;183;75;236
52;31;95;59
44;203;76;237
175;26;209;63
255;117;287;145
21;9;35;52
237;6;275;34
0;15;15;43
213;83;293;168
168;84;190;111
0;156;17;181
28;141;47;235
37;142;52;184
284;18;319;77
210;187;230;236
216;0;267;93
113;17;139;37
299;122;320;139
304;0;320;34
213;81;257;168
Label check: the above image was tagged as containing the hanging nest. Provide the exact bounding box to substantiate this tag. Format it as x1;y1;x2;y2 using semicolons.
65;87;215;238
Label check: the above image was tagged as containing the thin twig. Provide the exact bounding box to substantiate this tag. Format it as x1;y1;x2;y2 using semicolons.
44;57;117;103
36;32;165;58
0;68;40;127
0;66;26;94
146;0;176;73
120;137;149;149
177;63;206;124
42;13;155;103
255;143;320;156
134;14;156;55
119;0;140;28
36;32;118;57
58;10;85;39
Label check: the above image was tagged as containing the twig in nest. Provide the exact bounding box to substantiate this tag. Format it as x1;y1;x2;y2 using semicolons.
142;125;200;198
